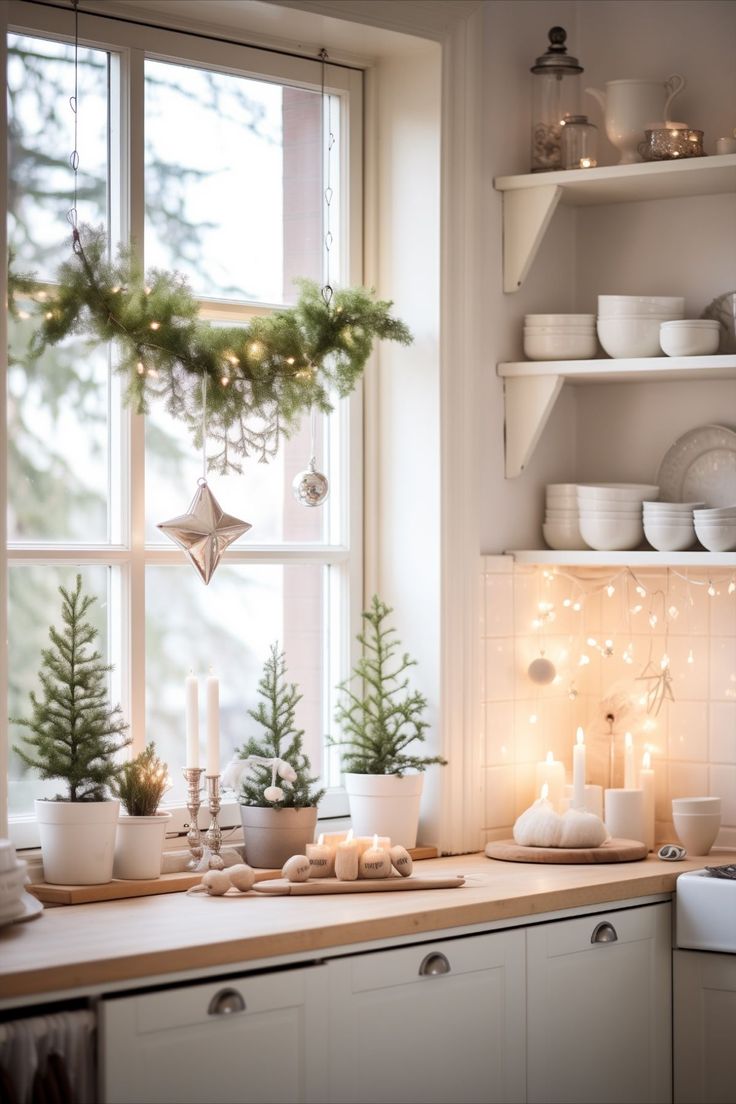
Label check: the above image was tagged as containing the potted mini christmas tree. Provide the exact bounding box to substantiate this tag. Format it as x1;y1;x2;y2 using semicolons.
13;575;131;884
231;643;324;868
113;742;172;880
332;596;446;847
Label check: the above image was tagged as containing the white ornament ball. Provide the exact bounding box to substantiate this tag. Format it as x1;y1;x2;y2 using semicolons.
528;656;556;685
282;854;311;882
228;863;256;892
201;870;231;896
264;785;284;802
559;808;609;849
292;465;329;507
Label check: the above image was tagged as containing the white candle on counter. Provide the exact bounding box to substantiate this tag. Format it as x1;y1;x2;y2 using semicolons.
358;834;392;879
604;787;645;844
572;727;586;810
185;671;199;769
306;834;336;878
639;751;656;852
335;829;359;881
624;732;635;789
535;751;565;811
206;669;220;776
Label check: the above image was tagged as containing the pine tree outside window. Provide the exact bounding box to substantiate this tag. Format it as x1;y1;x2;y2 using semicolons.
3;1;363;844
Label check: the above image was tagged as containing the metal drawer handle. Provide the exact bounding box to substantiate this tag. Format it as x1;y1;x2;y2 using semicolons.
419;952;451;977
208;988;246;1015
591;921;618;944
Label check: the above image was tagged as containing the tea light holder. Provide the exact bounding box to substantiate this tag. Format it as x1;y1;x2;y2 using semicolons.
205;773;225;870
182;766;205;870
640;127;704;161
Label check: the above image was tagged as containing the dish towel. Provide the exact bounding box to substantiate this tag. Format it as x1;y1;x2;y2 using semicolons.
0;1009;96;1104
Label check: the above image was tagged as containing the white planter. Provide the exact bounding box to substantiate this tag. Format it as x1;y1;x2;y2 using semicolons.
114;812;172;880
344;773;424;848
35;798;120;885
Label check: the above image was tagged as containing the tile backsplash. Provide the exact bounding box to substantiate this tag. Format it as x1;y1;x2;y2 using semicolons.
481;555;736;848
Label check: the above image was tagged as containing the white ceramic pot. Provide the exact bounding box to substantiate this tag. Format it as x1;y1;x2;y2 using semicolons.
344;773;424;848
35;798;120;885
585;75;685;164
239;805;318;869
673;812;721;855
113;811;172;880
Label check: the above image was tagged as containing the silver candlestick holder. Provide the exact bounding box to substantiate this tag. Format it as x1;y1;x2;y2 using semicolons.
205;773;225;870
182;766;205;870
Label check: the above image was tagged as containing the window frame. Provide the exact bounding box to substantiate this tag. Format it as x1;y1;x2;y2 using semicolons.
4;0;364;845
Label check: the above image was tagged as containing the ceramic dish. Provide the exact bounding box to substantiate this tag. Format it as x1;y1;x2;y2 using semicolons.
657;425;736;506
0;890;43;927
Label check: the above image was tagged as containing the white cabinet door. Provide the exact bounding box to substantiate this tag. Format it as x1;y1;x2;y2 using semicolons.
326;929;526;1104
674;949;736;1104
526;902;671;1104
101;963;328;1104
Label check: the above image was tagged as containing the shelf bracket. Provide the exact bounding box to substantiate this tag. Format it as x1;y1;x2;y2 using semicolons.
503;374;563;477
502;184;561;293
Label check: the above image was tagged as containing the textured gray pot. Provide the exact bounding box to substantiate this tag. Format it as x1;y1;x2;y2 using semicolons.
239;805;318;869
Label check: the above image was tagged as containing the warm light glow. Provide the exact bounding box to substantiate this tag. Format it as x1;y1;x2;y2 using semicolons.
546;750;554;764
529;713;538;724
631;604;643;614
372;834;379;849
649;613;658;627
729;580;736;595
660;653;670;670
579;157;596;168
687;649;694;665
576;727;584;747
606;584;616;597
578;654;590;666
643;751;651;770
249;341;264;358
587;637;597;647
668;605;679;619
540;783;549;801
318;833;324;846
625;732;633;750
708;582;717;597
636;586;646;598
136;361;145;375
149;321;160;330
286;357;295;365
345;829;353;843
572;601;582;612
220;376;230;387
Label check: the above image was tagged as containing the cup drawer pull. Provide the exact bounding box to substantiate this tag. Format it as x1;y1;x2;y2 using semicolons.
208;988;246;1015
419;952;451;976
591;921;618;944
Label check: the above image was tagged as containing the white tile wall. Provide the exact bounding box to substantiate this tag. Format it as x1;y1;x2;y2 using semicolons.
480;555;736;848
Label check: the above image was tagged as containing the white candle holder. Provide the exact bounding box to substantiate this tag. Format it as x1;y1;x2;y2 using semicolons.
182;767;205;870
205;774;225;870
604;788;645;844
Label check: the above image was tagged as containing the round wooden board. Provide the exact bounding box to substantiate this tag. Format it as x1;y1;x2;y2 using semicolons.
485;838;648;864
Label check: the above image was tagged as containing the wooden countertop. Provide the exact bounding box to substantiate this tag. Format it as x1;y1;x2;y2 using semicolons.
1;850;731;1003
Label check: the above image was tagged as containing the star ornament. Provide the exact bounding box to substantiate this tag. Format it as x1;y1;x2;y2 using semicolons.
158;479;251;584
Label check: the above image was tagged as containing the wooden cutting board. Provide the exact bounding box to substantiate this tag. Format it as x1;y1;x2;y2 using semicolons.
485;838;648;864
253;874;465;895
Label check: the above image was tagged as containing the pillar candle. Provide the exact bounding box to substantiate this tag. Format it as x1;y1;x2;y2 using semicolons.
305;834;336;878
185;671;199;768
604;787;645;844
358;835;392;879
563;783;603;819
572;727;586;810
334;829;359;881
206;670;220;776
321;831;349;847
535;751;565;812
639;751;656;852
624;731;635;789
355;835;391;857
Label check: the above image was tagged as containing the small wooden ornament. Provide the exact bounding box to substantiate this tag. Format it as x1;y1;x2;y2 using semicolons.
389;845;413;877
201;870;231;896
282;854;311;882
228;863;256;892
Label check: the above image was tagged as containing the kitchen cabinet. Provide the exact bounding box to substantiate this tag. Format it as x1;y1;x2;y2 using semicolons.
326;928;526;1104
101;963;329;1104
526;902;672;1104
673;949;736;1104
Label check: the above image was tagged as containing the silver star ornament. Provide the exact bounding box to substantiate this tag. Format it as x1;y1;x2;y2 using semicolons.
158;479;251;585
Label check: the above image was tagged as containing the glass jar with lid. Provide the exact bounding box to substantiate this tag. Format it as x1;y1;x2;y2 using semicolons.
530;27;584;172
561;114;598;169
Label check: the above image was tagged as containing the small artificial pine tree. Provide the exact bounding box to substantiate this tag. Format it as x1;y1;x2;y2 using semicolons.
332;595;447;776
13;575;131;802
237;644;325;808
116;742;169;817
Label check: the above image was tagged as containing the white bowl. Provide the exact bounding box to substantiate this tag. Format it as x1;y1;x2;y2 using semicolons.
694;506;736;519
598;295;685;316
672;796;721;814
660;319;720;357
542;521;586;550
579;511;642;522
524;332;598;361
597;316;668;358
525;314;595;326
673;812;721;855
546;483;578;495
578;515;643;551
577;483;659;501
694;520;736;551
644;520;696;551
643;500;704;511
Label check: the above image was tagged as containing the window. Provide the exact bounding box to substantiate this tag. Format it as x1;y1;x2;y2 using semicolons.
5;2;362;844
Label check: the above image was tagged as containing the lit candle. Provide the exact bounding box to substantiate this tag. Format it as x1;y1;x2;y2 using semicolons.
206;669;220;776
358;834;392;879
305;833;336;878
624;731;635;789
639;751;655;852
355;835;391;857
535;751;565;811
572;727;586;810
321;831;349;847
578;157;597;168
185;671;199;769
334;829;359;881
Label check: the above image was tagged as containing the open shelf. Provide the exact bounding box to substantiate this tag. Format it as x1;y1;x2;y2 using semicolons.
494;154;736;292
497;355;736;477
509;550;736;568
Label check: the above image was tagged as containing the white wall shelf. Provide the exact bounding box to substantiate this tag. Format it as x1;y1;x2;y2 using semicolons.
494;154;736;292
497;355;736;477
509;550;736;568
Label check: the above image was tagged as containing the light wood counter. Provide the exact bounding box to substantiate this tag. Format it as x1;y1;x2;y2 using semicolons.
1;850;731;1002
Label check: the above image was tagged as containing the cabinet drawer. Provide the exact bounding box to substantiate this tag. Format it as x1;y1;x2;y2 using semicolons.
347;930;512;992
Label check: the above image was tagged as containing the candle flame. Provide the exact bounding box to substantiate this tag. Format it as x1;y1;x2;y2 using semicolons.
546;750;554;764
625;731;633;749
540;782;549;801
372;833;379;849
318;833;324;845
345;829;354;842
576;726;584;747
643;751;651;770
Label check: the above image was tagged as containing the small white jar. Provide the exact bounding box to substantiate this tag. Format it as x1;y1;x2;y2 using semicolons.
659;319;720;357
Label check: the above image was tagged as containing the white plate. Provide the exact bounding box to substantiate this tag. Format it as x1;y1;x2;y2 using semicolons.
657;425;736;506
0;890;43;927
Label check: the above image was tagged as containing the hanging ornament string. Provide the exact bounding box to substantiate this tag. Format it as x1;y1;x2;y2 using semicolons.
67;0;80;244
201;373;208;482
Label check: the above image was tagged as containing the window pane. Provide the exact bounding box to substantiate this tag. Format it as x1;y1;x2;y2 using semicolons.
8;566;111;817
144;60;331;303
146;564;325;803
7;34;108;279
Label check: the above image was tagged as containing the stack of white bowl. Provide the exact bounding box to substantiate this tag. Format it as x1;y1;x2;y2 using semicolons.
597;296;684;358
0;838;30;927
524;315;597;361
693;505;736;551
643;500;703;551
577;483;659;551
543;484;584;550
672;796;721;856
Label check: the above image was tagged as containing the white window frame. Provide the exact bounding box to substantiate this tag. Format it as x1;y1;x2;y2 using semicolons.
3;0;363;846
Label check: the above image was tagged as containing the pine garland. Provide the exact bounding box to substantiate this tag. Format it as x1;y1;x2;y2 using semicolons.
18;226;413;473
236;643;325;808
12;574;131;802
332;595;447;776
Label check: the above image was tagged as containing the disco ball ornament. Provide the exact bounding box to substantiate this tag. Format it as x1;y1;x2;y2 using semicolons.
528;655;557;685
292;459;329;507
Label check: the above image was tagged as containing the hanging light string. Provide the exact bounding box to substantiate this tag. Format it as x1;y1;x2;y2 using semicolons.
67;0;80;243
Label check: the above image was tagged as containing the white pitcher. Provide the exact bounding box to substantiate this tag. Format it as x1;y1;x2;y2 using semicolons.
585;75;686;164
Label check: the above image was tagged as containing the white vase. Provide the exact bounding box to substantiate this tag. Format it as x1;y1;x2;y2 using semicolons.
35;798;120;885
344;773;424;848
113;811;172;879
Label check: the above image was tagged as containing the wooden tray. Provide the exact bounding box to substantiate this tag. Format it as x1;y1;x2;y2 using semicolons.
252;874;465;895
485;838;648;864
